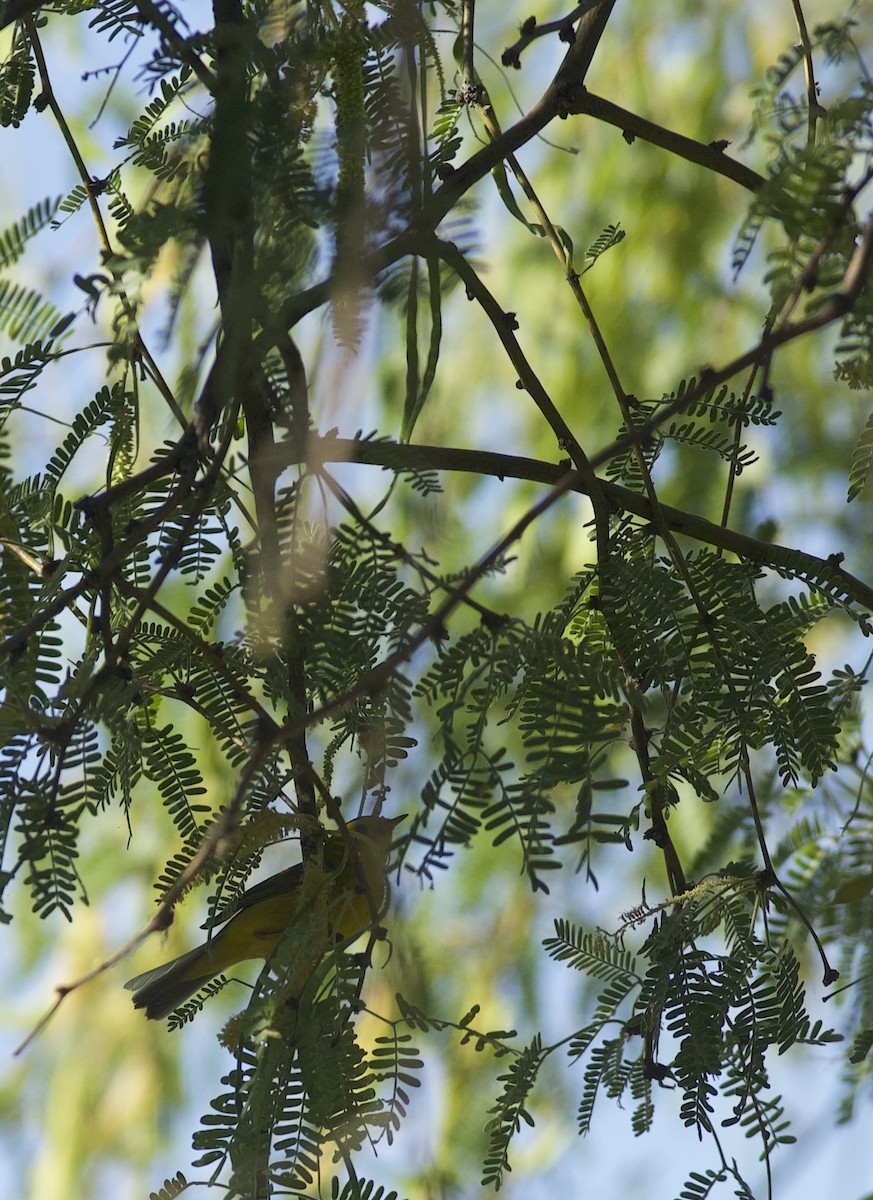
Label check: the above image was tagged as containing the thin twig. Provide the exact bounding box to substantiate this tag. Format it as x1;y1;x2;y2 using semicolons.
790;0;824;149
501;4;600;71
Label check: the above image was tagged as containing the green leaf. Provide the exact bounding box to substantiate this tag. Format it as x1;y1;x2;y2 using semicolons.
848;408;873;501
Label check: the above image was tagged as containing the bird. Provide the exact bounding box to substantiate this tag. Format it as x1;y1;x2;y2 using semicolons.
0;2;45;30
124;814;404;1020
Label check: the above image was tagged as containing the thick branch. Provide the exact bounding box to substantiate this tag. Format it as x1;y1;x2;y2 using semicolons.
414;1;617;229
291;436;873;612
572;90;765;194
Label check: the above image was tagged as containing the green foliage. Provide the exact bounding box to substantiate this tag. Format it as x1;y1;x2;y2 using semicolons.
579;221;625;274
482;1035;543;1189
0;23;33;128
0;278;72;345
148;1172;188;1200
0;196;60;269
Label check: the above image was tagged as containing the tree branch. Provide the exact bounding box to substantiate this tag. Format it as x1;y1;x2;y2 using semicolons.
571;90;765;193
292;435;873;612
417;1;617;229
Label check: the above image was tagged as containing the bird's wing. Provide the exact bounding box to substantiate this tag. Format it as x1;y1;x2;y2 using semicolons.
124;943;208;994
203;861;307;929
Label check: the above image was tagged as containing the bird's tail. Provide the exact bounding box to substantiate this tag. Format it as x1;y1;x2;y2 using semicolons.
124;945;216;1021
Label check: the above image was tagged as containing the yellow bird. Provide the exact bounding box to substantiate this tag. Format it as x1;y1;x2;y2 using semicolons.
125;814;404;1020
